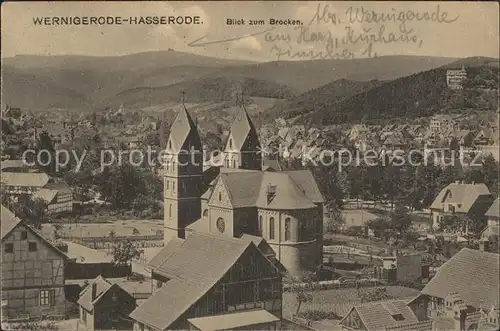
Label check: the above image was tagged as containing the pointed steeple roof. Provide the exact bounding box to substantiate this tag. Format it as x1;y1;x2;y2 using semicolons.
228;104;260;151
167;104;201;153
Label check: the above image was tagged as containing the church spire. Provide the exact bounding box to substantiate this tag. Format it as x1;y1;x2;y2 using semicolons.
166;92;201;153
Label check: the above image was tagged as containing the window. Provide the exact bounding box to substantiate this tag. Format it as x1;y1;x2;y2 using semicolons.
168;140;172;149
82;309;87;323
172;180;176;193
229;139;232;148
233;160;236;168
392;314;405;321
28;242;37;252
169;204;172;218
269;217;275;240
166;180;169;190
157;280;163;288
203;209;209;217
219;192;222;201
4;243;13;253
21;231;28;240
258;216;263;235
39;289;52;306
285;218;291;241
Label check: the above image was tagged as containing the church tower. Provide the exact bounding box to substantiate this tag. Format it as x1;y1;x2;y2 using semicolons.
163;101;203;244
224;103;262;170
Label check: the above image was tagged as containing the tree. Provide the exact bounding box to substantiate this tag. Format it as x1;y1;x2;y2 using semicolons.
36;130;55;174
285;271;317;315
9;195;48;229
359;287;393;303
111;239;143;267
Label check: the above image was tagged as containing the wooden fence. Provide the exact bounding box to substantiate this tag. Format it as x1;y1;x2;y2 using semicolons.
60;235;163;249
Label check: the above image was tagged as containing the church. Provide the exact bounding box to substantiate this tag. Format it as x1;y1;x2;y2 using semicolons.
161;102;324;276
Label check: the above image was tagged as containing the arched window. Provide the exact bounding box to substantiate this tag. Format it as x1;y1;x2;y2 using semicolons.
269;217;275;240
232;159;236;168
203;209;209;217
229;139;232;149
219;192;222;201
216;218;225;233
258;216;263;236
172;180;176;193
166;180;169;190
168;140;172;150
285;217;291;241
169;204;172;218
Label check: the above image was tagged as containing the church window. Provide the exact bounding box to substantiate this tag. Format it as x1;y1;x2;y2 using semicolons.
285;218;291;241
219;192;222;201
216;218;225;233
229;139;232;148
203;209;209;217
258;216;263;236
269;217;275;240
172;180;176;193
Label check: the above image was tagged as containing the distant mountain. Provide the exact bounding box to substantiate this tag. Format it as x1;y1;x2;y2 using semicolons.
302;63;499;126
266;79;383;121
0;52;462;111
208;55;459;92
111;76;298;109
2;51;255;71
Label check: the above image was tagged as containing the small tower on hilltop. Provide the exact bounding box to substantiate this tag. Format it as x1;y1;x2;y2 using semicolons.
163;92;203;244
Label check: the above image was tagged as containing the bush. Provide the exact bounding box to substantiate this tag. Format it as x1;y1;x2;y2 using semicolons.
298;310;341;321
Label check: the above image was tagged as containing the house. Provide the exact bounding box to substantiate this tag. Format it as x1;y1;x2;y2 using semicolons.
480;197;499;253
1;159;30;173
1;172;50;196
1;205;68;320
474;128;496;146
349;124;370;141
430;114;455;133
130;232;282;331
339;299;432;331
429;181;493;232
35;181;73;214
421;248;499;331
77;276;137;330
446;67;467;89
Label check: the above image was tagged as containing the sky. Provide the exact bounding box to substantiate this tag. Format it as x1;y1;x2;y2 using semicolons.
1;1;499;61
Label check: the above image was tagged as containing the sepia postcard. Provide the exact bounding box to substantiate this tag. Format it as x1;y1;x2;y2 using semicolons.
0;1;499;331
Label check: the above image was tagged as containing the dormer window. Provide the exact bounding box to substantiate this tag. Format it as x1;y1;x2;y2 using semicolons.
392;314;405;321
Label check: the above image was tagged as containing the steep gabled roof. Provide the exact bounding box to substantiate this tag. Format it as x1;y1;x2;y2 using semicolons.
77;276;113;311
1;205;21;240
1;172;50;187
226;105;260;151
430;182;491;213
131;232;261;330
486;198;499;219
340;299;420;331
422;248;499;308
166;105;201;154
217;172;262;208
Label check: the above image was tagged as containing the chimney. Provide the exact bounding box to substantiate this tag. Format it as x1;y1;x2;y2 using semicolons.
91;283;97;300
